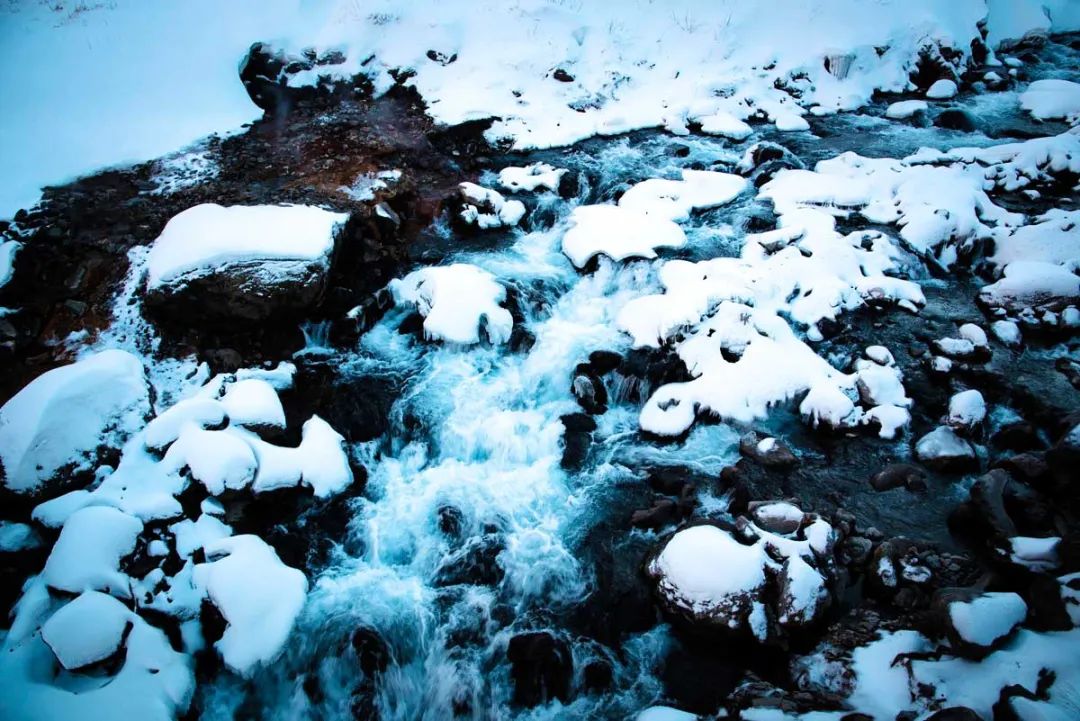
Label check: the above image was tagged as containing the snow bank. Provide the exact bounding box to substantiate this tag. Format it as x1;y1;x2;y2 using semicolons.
0;350;150;494
194;535;308;676
389;264;514;344
145;204;348;290
617;170;747;222
1020;79;1080;122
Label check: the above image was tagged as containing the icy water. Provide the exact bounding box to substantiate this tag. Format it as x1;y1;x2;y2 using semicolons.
195;91;1067;719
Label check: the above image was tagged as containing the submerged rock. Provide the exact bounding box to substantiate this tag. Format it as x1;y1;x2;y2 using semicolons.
506;631;572;707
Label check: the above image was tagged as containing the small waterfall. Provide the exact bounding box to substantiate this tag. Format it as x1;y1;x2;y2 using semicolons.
297;320;333;357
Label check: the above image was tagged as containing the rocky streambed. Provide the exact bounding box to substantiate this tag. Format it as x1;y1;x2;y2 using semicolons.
0;32;1079;721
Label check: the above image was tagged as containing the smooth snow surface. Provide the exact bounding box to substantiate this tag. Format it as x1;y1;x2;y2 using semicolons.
1021;78;1080;121
562;204;687;269
146;204;348;289
0;350;149;493
949;592;1027;646
42;506;143;598
390;264;514;344
651;525;769;614
41;591;132;670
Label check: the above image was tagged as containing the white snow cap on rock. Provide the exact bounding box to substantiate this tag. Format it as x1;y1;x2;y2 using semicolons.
0;350;150;494
145;204;348;290
885;100;928;119
947;389;987;429
194;535;307;676
41;591;133;670
561;204;686;269
497;163;567;193
926;78;958;99
617;169;747;222
457;183;526;229
915;426;975;464
42;506;143;598
949;592;1027;647
221;378;287;430
1020;79;1080;122
389;264;514;344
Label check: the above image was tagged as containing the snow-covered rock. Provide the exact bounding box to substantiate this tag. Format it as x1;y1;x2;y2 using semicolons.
947;389;986;431
561;204;686;269
0;350;150;495
163;428;258;495
497;163;567;193
389;263;514;344
915;426;977;472
194;535;307;676
945;591;1027;651
457;182;526;229
926;79;958;99
885;99;928;119
144;203;349;322
991;319;1022;346
41;591;133;670
42;506;143;598
617;169;746;222
979;261;1080;317
220;378;286;431
1020;79;1080;122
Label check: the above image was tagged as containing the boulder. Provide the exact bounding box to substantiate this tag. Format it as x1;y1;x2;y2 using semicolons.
739;432;799;469
506;631;572;707
933;588;1026;657
870;463;926;492
915;426;977;472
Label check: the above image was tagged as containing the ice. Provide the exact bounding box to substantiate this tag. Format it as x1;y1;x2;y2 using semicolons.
145;203;348;290
1020;79;1080;122
948;592;1027;646
193;534;308;676
561;204;686;269
389;264;514;345
41;591;132;670
41;506;143;598
0;349;150;494
497;163;567;193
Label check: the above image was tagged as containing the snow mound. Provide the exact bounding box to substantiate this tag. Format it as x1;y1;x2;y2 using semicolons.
389;264;514;344
1020;79;1080;122
457;183;526;229
41;591;133;670
979;261;1080;316
194;535;308;676
926;78;958;99
0;350;149;494
220;378;286;430
145;203;348;289
561;204;686;269
617;169;747;222
992;209;1080;270
42;506;142;598
948;592;1027;647
497;163;567;193
947;389;986;430
885;100;928;119
914;426;976;470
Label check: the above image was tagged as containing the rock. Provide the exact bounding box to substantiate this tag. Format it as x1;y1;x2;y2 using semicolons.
587;350;622;374
631;498;682;530
351;626;390;677
946;389;986;433
748;501;805;535
552;68;574;82
506;631;572;706
926;78;958;99
992;421;1043;452
1;349;150;497
933;588;1026;657
933;109;978;132
432;533;504;587
41;591;133;671
915;426;977;472
560;413;596;470
870;464;926;492
144;204;349;325
924;708;982;721
996;452;1049;486
968;469;1018;541
839;536;873;566
739;432;799;469
582;658;613;693
571;366;608;414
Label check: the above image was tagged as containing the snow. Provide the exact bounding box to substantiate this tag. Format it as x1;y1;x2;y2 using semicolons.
991;319;1022;345
979;261;1080;313
958;323;987;348
0;349;150;494
1010;536;1060;570
885;100;928;119
497;163;567;193
947;389;987;428
992;210;1080;270
948;592;1027;647
561;204;686;269
914;426;975;464
0;239;20;287
698;112;753;140
389;264;514;345
41;591;132;670
193;534;308;676
172;514;232;558
649;524;769;615
145;204;348;290
847;630;933;720
618;170;747;222
0;521;42;552
457;183;526;229
41;506;143;598
1020;79;1080;122
926;79;958;99
221;378;286;430
164;428;258;495
143;397;227;450
635;707;698;721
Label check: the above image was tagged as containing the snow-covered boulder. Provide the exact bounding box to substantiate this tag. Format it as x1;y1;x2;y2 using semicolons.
946;389;986;432
915;426;977;472
739;433;799;469
41;591;133;671
193;535;307;676
1020;79;1080;123
561;204;686;269
220;378;286;432
144;203;349;322
0;521;42;553
991;319;1022;346
926;79;958;99
0;350;150;496
936;590;1027;657
497;163;567;193
617;169;746;222
42;506;142;598
389;263;514;344
456;182;526;229
885;99;928;120
979;261;1080;318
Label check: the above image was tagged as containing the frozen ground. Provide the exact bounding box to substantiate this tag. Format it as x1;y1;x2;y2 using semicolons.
1;3;1080;721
